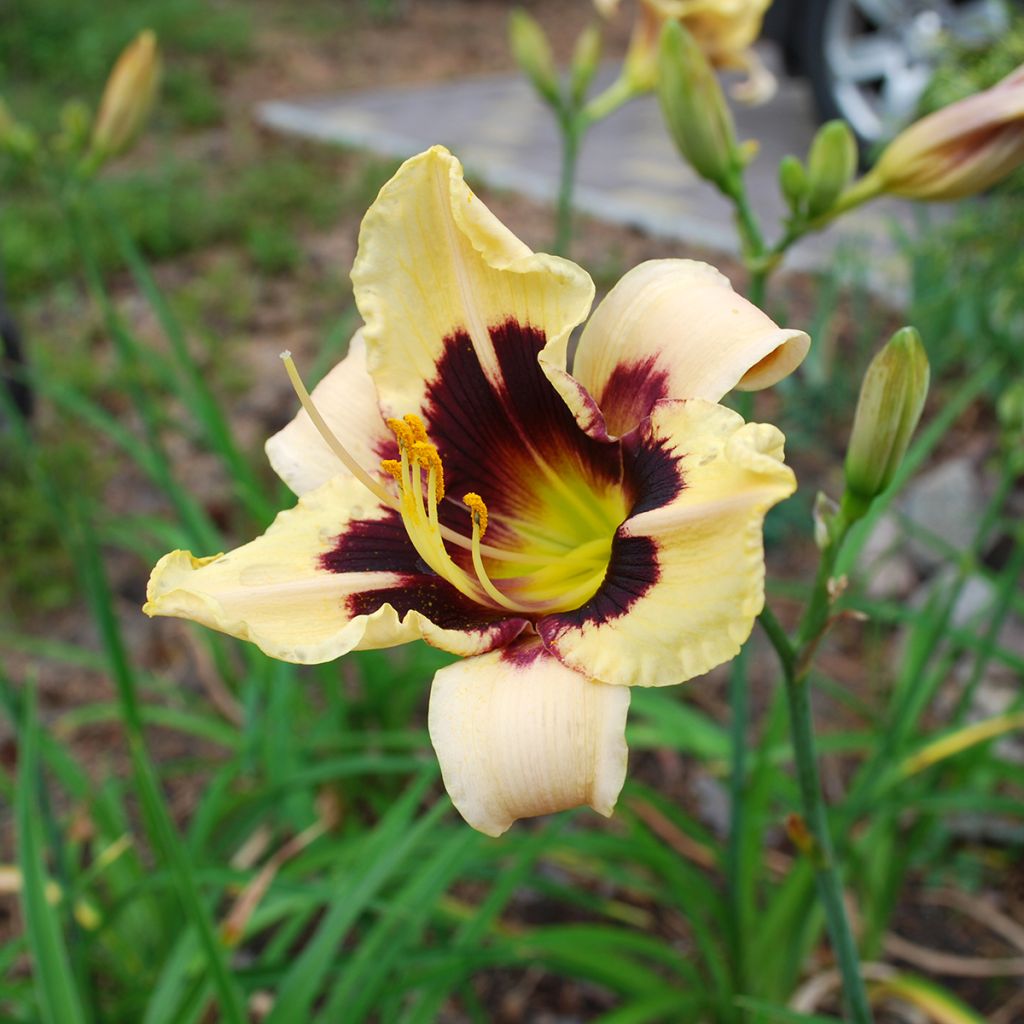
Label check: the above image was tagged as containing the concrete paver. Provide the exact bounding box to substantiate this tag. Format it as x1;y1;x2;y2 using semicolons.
257;48;933;297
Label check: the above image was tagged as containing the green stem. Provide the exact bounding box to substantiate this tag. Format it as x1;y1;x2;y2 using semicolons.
725;178;770;307
759;507;874;1024
783;654;873;1024
582;75;635;123
554;114;582;257
725;648;750;1021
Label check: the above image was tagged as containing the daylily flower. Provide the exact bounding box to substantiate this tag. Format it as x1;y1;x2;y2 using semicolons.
145;147;807;837
600;0;776;105
861;63;1024;201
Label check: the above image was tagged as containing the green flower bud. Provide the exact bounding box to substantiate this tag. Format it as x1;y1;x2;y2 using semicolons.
844;327;930;506
570;24;602;108
997;379;1024;472
509;10;560;109
656;21;739;193
0;100;39;163
805;119;858;219
778;154;807;213
55;99;92;157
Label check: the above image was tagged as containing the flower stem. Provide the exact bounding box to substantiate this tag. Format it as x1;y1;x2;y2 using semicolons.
554;113;582;257
725;648;751;1022
759;506;874;1024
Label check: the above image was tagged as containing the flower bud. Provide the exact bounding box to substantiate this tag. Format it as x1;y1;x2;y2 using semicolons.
0;99;38;162
656;21;739;192
55;100;92;157
997;379;1024;472
868;62;1024;201
778;154;807;212
570;24;602;107
509;10;560;109
844;327;930;505
804;120;857;219
90;30;161;164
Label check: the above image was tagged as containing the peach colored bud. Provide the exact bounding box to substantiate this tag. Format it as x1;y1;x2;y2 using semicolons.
623;0;775;104
870;63;1024;201
90;30;161;162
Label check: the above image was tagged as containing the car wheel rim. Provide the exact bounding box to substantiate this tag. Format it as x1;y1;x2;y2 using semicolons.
822;0;1009;144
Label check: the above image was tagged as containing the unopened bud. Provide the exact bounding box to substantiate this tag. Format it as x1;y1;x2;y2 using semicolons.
90;30;161;165
657;21;739;192
805;120;858;219
55;100;92;157
813;491;840;551
509;10;560;109
0;99;38;162
570;24;602;107
844;327;930;506
870;63;1024;201
778;154;807;213
997;379;1024;472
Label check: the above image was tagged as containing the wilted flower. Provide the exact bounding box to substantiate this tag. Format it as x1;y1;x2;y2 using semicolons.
604;0;775;104
89;30;161;165
866;64;1024;201
145;147;807;836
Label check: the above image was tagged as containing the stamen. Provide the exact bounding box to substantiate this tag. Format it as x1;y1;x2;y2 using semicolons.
463;493;488;536
280;352;398;510
386;417;414;450
404;413;429;443
380;459;403;486
411;442;445;500
464;493;524;612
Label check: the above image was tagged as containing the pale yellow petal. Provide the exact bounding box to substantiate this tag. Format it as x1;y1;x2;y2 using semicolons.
144;475;525;663
351;146;594;421
556;260;808;438
540;399;795;687
265;331;393;496
428;638;630;837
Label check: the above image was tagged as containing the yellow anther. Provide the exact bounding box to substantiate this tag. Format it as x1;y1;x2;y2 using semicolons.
411;442;445;500
380;459;403;486
463;492;488;536
404;413;429;444
385;417;413;449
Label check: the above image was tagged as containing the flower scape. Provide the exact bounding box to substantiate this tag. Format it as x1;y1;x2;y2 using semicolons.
145;146;808;836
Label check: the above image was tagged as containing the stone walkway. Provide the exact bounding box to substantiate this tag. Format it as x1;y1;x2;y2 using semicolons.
257;49;934;298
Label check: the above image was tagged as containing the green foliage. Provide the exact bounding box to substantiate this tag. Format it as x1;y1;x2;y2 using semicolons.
919;8;1024;113
1;148;397;299
0;0;250;130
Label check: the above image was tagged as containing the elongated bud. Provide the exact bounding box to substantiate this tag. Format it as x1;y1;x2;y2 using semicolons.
90;30;161;164
509;10;560;109
570;24;602;107
778;154;807;213
870;63;1024;201
805;120;857;219
657;21;739;192
844;327;930;507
